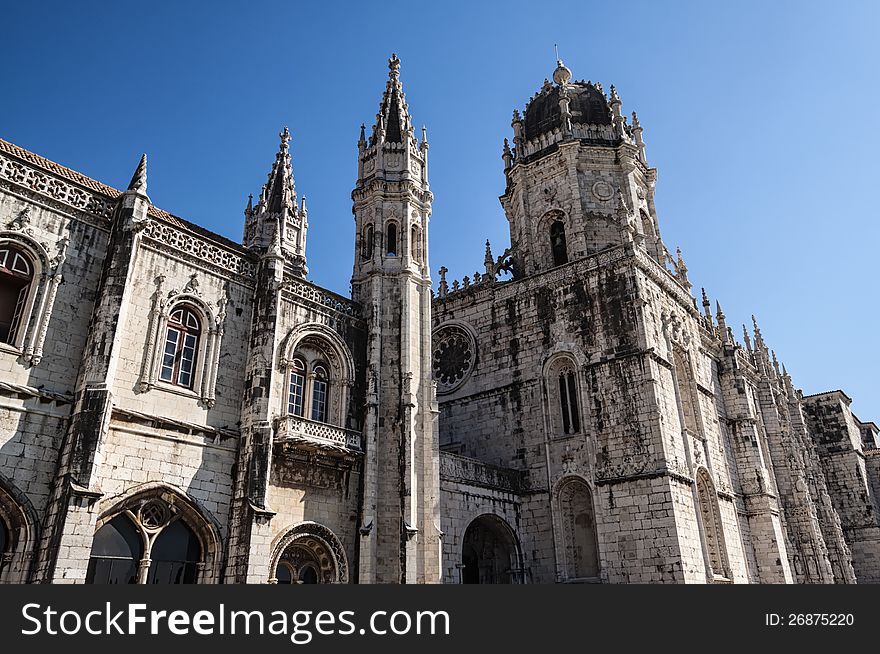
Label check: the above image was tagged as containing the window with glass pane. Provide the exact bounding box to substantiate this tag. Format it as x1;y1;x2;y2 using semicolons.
288;359;305;416
0;246;34;345
85;515;143;585
158;306;201;388
147;520;201;584
311;365;328;422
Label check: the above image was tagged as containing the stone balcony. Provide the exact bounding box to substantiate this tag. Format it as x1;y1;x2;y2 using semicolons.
273;415;363;456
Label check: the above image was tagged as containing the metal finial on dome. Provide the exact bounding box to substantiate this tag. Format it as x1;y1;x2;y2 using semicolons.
552;49;572;86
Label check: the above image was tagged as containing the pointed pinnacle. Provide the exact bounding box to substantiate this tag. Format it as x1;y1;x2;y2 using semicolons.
715;300;725;320
388;52;400;78
742;324;753;351
127;153;148;194
752;314;765;346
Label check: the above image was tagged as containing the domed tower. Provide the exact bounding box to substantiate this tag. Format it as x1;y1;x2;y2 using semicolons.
500;60;665;277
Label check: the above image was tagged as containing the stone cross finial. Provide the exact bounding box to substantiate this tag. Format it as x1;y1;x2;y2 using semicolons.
438;266;448;298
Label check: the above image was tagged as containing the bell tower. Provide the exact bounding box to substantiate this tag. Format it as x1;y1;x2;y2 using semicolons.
351;53;441;583
500;59;667;277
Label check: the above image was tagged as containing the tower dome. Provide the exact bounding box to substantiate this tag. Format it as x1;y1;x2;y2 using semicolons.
523;74;612;142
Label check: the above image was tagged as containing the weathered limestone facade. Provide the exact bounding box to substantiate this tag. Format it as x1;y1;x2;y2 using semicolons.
0;56;876;584
430;60;879;584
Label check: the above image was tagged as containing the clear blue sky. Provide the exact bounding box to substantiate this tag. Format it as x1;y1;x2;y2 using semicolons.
2;1;877;419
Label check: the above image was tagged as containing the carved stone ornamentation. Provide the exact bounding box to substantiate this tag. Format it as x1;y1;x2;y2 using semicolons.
431;323;476;394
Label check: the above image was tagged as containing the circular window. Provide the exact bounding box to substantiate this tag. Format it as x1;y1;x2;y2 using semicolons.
139;500;170;530
432;324;476;394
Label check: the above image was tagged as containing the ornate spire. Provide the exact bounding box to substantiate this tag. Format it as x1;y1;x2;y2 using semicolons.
484;239;495;277
782;363;796;397
127;154;148;194
370;53;413;145
742;324;753;352
632;111;647;163
701;288;712;323
502;138;513;170
715;300;728;335
675;247;690;288
752;314;766;350
264;127;296;215
244;127;308;275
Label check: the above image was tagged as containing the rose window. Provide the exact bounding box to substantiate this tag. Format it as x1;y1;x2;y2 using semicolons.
432;325;476;393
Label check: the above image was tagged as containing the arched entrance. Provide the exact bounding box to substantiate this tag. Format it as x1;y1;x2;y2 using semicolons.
270;522;348;584
461;514;521;584
0;477;38;583
557;477;600;581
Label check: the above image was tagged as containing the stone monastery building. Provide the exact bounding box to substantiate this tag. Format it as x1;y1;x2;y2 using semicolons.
1;55;878;585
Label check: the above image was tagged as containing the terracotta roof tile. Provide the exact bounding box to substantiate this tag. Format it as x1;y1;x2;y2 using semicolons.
0;137;246;253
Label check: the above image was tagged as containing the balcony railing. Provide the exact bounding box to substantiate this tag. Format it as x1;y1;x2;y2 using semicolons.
274;415;363;454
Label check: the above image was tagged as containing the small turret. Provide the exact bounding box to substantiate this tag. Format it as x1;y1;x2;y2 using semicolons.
243;127;309;276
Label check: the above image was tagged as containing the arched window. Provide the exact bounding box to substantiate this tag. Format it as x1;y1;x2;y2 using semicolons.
361;224;374;260
558;479;600;580
275;546;322;584
311;364;329;422
288;358;306;416
86;497;209;585
411;224;422;263
147;520;201;584
558;365;580;434
159;305;201;388
696;469;729;581
85;514;143;585
550;220;568;266
0;245;34;345
386;222;398;256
